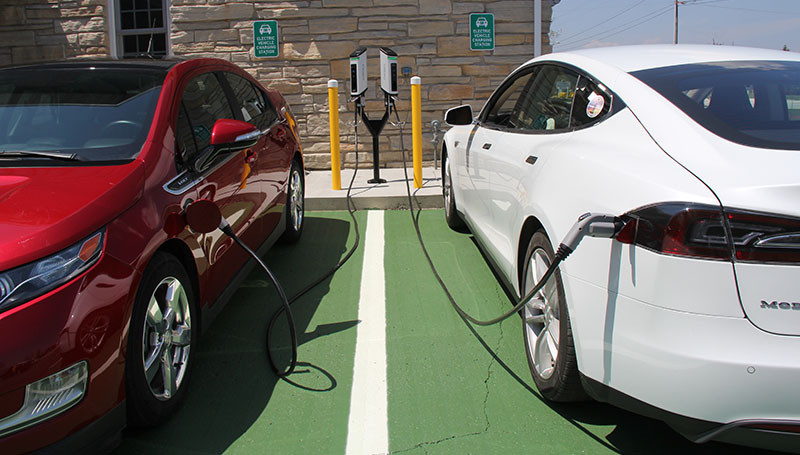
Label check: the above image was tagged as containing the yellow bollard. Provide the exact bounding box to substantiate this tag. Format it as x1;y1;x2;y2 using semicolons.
411;76;422;189
328;79;342;190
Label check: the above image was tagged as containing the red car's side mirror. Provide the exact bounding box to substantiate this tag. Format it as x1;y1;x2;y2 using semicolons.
193;119;261;173
210;118;260;147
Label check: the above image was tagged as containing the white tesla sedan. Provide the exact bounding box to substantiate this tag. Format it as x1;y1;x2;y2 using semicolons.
441;45;800;452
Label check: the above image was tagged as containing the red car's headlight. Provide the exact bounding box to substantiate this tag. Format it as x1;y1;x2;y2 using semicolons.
0;229;105;313
615;203;800;264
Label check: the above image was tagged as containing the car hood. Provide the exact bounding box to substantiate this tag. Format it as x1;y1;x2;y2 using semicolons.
0;161;144;271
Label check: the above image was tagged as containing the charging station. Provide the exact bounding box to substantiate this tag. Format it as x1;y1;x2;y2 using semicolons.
379;47;398;96
349;47;368;97
349;46;399;184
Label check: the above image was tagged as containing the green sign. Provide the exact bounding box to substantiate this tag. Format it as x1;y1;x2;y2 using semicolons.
469;13;494;51
253;20;279;58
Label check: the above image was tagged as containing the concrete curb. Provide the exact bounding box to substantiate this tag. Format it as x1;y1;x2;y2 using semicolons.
305;167;444;211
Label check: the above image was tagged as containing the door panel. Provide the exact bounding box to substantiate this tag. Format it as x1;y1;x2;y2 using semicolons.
222;72;285;236
179;72;262;305
474;65;580;281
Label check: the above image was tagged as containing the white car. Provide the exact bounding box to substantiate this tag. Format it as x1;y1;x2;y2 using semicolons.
442;44;800;452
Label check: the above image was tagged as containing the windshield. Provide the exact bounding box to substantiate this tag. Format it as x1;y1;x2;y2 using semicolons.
632;60;800;150
0;67;165;163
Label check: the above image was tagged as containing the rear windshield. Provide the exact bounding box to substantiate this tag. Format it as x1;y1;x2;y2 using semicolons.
0;67;165;164
632;60;800;150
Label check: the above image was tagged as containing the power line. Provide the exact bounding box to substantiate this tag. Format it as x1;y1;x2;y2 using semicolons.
558;5;673;49
554;0;649;45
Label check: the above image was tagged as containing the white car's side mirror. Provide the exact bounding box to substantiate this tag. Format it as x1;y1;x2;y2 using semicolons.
444;105;473;126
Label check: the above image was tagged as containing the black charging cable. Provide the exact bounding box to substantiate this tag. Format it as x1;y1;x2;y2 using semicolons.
261;99;364;378
388;98;621;326
218;219;299;376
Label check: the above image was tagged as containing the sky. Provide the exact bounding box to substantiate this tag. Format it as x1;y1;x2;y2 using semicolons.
550;0;800;53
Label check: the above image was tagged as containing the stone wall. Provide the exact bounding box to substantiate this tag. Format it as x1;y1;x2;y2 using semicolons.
0;0;108;66
1;0;552;170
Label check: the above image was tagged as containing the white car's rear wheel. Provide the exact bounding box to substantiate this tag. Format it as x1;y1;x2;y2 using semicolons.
521;231;586;401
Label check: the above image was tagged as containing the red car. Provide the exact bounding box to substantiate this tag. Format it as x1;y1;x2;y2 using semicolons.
0;58;305;453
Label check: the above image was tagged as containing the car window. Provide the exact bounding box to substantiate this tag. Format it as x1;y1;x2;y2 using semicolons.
632;60;800;150
483;68;536;129
514;65;578;131
175;103;196;170
0;68;164;162
223;72;277;130
179;72;234;158
570;77;613;128
483;65;579;132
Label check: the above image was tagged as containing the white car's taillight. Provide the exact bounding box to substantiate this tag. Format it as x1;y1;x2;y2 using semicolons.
615;203;800;264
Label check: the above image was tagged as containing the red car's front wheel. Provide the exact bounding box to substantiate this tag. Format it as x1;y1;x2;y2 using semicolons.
125;252;197;426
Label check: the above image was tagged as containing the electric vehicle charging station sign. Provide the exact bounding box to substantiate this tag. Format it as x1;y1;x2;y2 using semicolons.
253;20;279;58
470;13;494;51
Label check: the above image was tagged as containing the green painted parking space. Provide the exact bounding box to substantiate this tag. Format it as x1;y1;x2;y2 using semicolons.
114;209;772;454
383;210;761;455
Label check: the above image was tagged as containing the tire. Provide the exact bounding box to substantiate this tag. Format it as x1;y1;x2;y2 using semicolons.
280;158;304;244
442;153;466;231
126;252;197;426
521;231;586;402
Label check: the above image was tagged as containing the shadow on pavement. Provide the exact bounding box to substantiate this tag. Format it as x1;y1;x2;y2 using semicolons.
114;215;354;454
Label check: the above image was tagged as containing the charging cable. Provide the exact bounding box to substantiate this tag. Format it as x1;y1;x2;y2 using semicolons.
218;218;299;376
388;98;622;326
259;98;364;378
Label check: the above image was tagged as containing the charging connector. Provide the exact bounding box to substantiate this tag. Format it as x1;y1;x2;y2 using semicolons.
556;213;623;260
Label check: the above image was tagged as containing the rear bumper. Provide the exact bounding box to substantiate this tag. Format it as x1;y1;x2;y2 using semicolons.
574;283;800;452
582;375;800;453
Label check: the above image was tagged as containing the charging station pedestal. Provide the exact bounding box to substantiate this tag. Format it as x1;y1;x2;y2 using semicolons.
350;47;399;185
359;97;390;184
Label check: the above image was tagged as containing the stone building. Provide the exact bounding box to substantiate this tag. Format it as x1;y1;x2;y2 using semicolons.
0;1;553;169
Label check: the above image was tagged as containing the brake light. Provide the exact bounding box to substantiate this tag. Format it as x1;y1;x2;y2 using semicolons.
616;203;800;264
616;203;731;260
727;210;800;263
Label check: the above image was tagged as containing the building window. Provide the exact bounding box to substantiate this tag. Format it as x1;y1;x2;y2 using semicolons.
115;0;168;58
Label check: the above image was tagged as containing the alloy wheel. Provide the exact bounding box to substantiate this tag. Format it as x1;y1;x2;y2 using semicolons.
289;168;304;232
523;248;561;380
142;276;192;401
443;156;452;217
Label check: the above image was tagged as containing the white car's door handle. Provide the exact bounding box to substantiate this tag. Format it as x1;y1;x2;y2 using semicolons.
526;155;538;165
482;143;492;150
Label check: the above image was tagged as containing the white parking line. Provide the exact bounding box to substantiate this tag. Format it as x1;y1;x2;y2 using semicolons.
346;210;388;455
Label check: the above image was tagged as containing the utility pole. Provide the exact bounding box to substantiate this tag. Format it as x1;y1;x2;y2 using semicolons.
534;0;542;56
674;0;684;44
